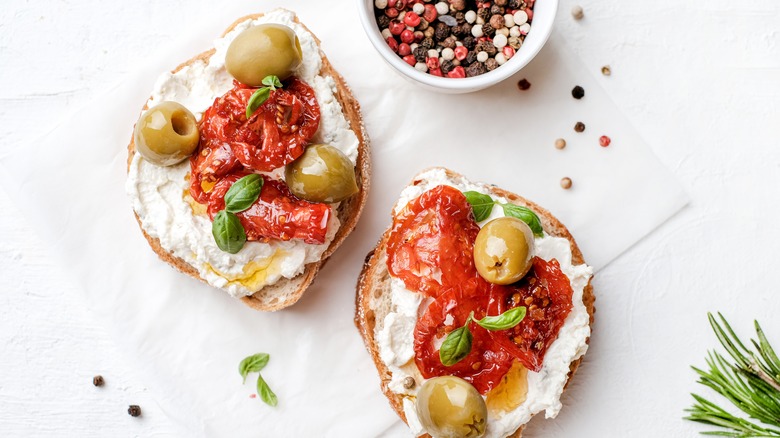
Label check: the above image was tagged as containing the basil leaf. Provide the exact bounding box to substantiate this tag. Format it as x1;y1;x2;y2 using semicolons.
439;325;473;366
238;353;270;384
212;210;246;254
257;373;278;407
501;203;544;237
224;174;263;213
463;191;495;222
476;307;527;331
262;75;282;89
246;87;271;119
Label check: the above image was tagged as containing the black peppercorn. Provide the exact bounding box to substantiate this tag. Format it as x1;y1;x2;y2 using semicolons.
495;0;508;5
420;37;434;50
462;36;476;50
466;50;478;65
453;23;471;38
508;0;522;8
441;35;457;49
481;22;495;38
571;85;585;99
477;7;490;22
574;121;586;132
517;78;531;90
92;375;105;387
434;22;451;41
418;17;429;31
490;4;505;15
377;15;391;29
440;59;455;74
486;58;499;71
128;405;142;417
466;62;487;77
454;12;465;23
413;46;427;62
476;40;497;56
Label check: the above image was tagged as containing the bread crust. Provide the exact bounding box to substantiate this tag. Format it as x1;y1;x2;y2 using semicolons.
355;168;594;438
127;10;370;311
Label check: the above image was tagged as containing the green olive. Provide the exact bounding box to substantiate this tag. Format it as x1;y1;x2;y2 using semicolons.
473;217;535;285
225;24;303;86
133;101;199;166
416;376;487;438
284;144;358;203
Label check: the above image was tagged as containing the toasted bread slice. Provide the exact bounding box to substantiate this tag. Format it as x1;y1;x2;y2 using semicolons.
355;168;594;437
127;10;370;311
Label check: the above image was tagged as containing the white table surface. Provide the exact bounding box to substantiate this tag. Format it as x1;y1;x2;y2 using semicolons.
1;0;779;437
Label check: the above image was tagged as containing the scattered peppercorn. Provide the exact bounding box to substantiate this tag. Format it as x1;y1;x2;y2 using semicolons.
92;375;105;387
560;177;573;189
599;135;612;147
571;5;584;20
128;405;142;417
601;65;611;76
571;85;585;99
574;121;586;132
517;78;531;90
403;376;416;389
554;138;566;149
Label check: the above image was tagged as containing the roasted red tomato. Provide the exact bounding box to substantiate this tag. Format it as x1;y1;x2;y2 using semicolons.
207;173;330;245
195;78;320;174
386;185;481;297
414;279;514;394
487;257;573;372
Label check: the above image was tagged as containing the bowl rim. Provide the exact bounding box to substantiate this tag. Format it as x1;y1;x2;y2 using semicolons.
356;0;559;91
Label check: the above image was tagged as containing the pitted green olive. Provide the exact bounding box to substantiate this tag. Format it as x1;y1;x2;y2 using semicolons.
225;24;303;86
134;101;199;166
416;376;487;438
284;144;358;203
473;217;535;285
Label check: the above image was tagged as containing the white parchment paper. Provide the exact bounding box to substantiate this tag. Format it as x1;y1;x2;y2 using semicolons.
0;1;687;436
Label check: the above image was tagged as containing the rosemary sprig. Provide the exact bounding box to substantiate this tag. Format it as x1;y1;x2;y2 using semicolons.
685;312;780;437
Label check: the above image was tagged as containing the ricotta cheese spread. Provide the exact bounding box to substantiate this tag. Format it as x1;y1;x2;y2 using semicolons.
376;168;593;438
126;9;360;297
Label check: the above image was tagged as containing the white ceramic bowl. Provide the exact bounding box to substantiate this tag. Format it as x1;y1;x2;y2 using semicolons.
357;0;558;93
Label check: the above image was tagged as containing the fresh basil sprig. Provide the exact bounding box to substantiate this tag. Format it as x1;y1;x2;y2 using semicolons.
212;174;264;253
225;174;263;213
239;353;270;384
439;307;527;367
246;75;283;119
462;190;544;237
239;352;278;407
212;210;246;254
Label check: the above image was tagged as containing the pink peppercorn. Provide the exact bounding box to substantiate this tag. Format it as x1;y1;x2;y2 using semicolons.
404;11;421;27
395;0;407;9
398;42;411;56
447;66;466;78
400;29;415;44
388;0;397;7
403;54;416;66
525;8;533;20
429;68;443;77
599;135;611;147
423;4;437;22
385;8;399;18
454;46;468;61
386;37;399;52
389;20;405;36
502;46;515;58
426;57;440;70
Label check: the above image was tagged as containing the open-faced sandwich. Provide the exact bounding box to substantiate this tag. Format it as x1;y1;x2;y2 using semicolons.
126;9;369;311
356;168;594;438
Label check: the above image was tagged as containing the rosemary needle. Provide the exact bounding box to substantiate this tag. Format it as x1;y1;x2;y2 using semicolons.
685;313;780;437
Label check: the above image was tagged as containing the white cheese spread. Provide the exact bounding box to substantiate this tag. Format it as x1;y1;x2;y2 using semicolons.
126;9;360;297
376;168;593;438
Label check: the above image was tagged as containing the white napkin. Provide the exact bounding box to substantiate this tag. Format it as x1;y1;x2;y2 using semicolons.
0;1;687;436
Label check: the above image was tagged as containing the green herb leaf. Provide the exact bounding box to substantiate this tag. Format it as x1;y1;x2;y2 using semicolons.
212;210;246;254
224;174;263;213
476;307;527;331
463;191;495;222
439;325;473;366
246;87;271;119
257;374;278;407
238;353;270;384
502;203;544;237
262;75;283;89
